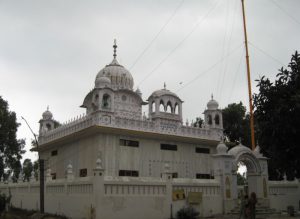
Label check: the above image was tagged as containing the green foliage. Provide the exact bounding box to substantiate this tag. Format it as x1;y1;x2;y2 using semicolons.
254;51;300;180
222;102;251;148
33;160;39;180
237;172;246;185
0;193;11;213
192;117;203;128
176;206;199;219
22;159;33;182
0;96;25;181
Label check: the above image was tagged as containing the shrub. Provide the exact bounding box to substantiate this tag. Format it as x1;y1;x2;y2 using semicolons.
0;193;10;213
176;206;199;219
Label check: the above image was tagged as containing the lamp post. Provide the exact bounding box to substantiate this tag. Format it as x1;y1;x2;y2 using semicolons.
21;117;44;214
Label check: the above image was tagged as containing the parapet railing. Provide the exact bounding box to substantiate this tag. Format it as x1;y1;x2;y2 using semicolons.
38;112;222;145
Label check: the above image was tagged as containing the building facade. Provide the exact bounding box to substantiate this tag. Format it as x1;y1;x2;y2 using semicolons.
1;42;299;219
38;41;223;182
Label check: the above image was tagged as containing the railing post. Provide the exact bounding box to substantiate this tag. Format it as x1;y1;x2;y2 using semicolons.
93;152;105;219
162;163;173;219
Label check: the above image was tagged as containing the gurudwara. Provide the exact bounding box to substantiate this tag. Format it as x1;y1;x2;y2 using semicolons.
0;42;299;219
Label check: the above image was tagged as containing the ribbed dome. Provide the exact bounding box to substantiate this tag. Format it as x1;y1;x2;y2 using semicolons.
95;58;134;90
149;88;180;100
207;96;219;110
42;107;53;120
95;75;111;88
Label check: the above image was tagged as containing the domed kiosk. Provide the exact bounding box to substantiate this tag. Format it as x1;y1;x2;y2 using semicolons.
81;40;145;119
147;83;183;123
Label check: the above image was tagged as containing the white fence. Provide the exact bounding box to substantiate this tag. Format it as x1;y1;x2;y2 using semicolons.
269;180;300;211
0;174;222;219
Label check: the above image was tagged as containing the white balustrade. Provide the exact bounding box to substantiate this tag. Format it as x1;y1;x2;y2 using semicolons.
38;112;222;145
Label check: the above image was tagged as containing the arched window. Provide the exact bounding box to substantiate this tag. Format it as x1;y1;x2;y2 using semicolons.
166;101;172;113
225;177;231;198
102;94;111;109
46;123;51;131
208;115;212;125
95;94;99;102
159;100;165;112
151;101;155;113
215;114;220;125
174;103;179;114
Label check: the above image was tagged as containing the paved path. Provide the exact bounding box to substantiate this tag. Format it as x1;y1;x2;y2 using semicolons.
200;214;300;219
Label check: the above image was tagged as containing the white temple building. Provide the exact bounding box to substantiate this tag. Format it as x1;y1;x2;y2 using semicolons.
38;41;224;181
1;41;299;219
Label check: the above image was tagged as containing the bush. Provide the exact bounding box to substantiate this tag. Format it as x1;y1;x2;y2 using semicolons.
0;193;10;213
176;206;199;219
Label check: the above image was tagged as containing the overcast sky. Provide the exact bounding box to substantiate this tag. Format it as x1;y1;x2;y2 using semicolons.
0;0;299;162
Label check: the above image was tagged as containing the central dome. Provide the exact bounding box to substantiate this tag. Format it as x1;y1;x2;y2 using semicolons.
95;41;134;90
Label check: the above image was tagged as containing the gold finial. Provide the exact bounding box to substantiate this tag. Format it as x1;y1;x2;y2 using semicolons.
113;39;117;59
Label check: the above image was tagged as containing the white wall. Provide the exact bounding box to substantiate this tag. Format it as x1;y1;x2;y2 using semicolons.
269;180;300;211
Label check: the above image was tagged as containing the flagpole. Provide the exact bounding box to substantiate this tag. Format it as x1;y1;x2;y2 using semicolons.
241;0;256;150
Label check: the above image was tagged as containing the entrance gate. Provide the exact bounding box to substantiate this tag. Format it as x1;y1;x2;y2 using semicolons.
213;142;269;213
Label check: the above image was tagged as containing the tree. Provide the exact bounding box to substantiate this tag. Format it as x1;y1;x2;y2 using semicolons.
222;102;251;148
192;117;203;128
0;96;25;180
22;158;33;182
237;172;246;185
254;51;300;180
33;160;39;180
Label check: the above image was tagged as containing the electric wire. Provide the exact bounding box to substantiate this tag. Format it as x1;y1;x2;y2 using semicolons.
227;49;244;104
129;0;186;71
268;0;300;26
137;0;221;87
248;41;285;66
176;43;243;93
218;0;240;102
216;0;230;99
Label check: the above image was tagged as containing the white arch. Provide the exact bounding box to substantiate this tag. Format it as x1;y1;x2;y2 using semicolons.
228;145;261;174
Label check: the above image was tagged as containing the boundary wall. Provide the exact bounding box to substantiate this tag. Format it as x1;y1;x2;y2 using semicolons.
1;172;299;218
269;180;300;212
0;172;222;219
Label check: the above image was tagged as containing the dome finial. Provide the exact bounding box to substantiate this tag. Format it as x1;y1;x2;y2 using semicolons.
113;39;117;59
164;82;166;90
211;93;214;100
47;105;49;111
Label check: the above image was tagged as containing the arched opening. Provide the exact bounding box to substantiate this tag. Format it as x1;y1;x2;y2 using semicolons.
232;151;262;201
215;114;220;125
237;161;248;197
159;100;165;112
151;101;155;113
166;101;172;113
207;115;212;125
46;123;51;131
102;94;111;109
174;103;179;114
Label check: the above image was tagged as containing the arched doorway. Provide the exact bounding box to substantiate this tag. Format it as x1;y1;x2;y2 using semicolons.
228;144;269;208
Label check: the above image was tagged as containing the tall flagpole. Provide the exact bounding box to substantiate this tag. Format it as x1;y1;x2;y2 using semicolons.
241;0;256;150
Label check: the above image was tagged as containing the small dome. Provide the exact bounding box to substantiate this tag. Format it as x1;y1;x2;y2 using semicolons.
95;58;134;90
135;87;142;97
42;107;53;120
207;95;219;110
150;89;179;98
95;75;111;88
253;145;263;158
148;84;182;101
216;140;228;154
